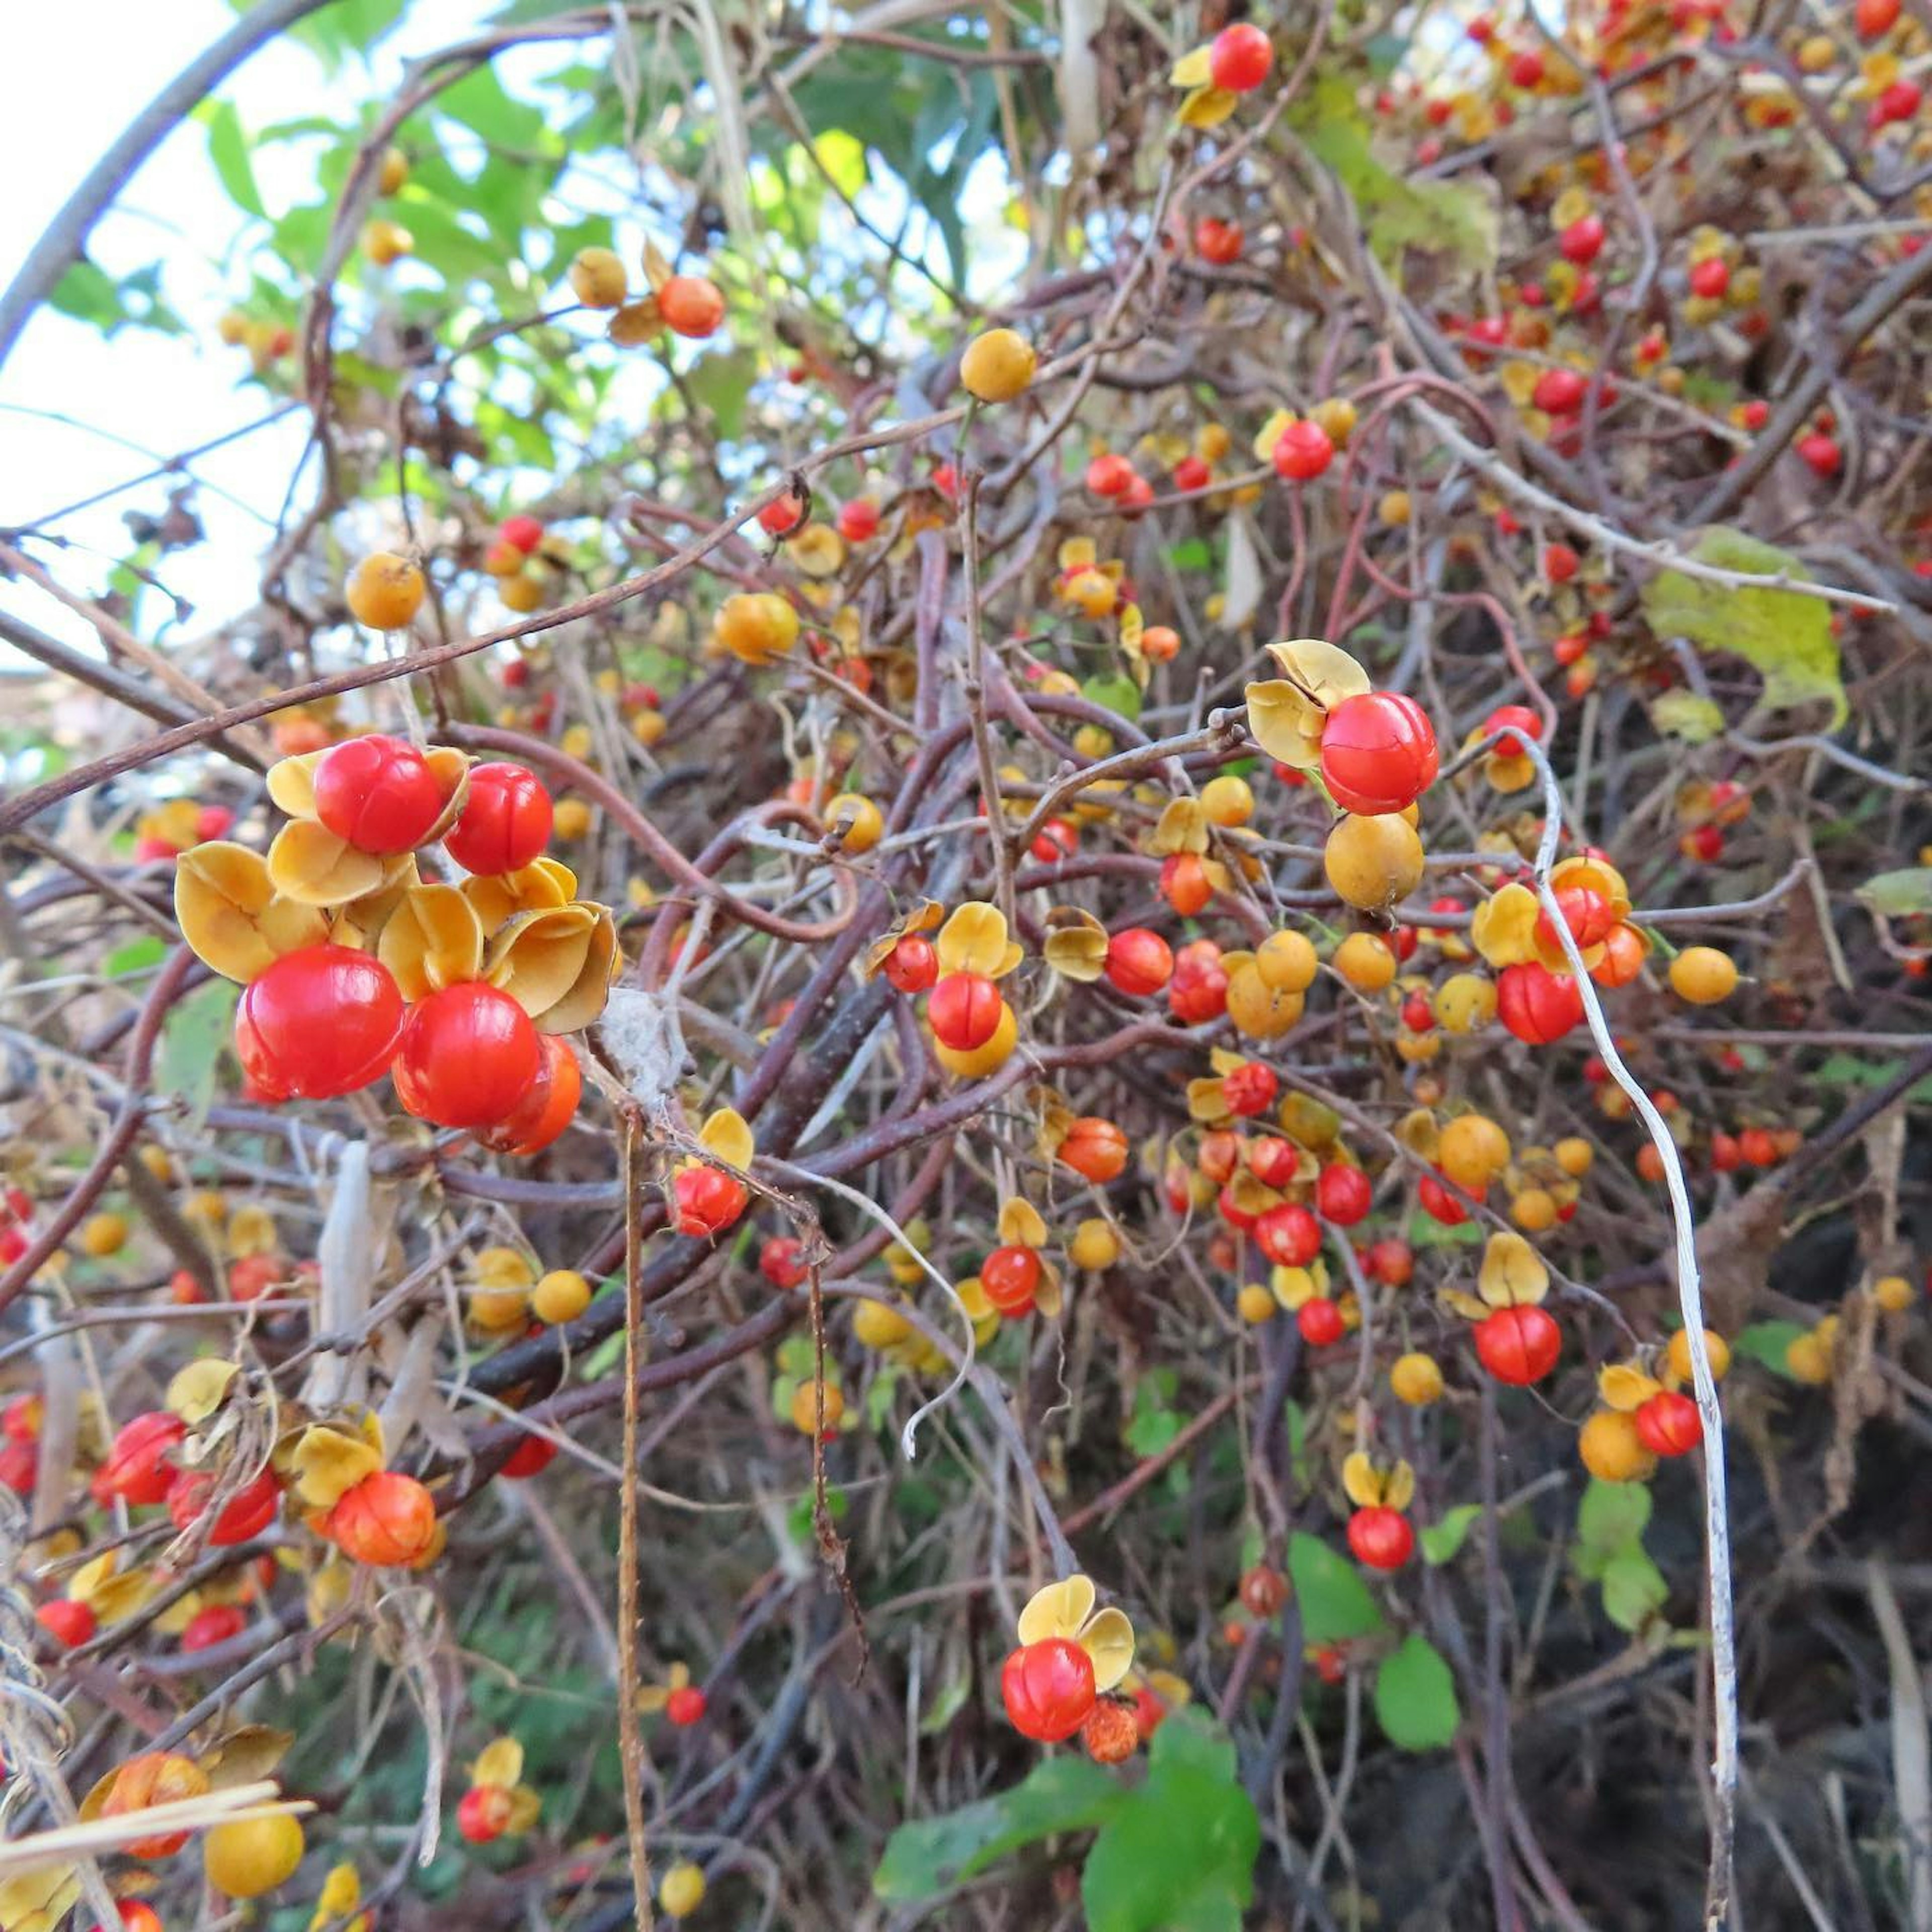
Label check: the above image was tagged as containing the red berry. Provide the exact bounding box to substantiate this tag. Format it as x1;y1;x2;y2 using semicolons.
393;982;542;1129
1105;927;1173;997
1248;1136;1298;1188
1086;453;1138;497
1481;703;1545;759
1315;1164;1372;1226
1298;1296;1345;1346
1273;420;1334;482
458;1784;513;1843
1419;1170;1469;1225
1544;542;1580;583
1032;818;1078;864
758;490;808;537
1473;1304;1561;1385
234;945;405;1101
1364;1237;1413;1287
181;1602;248;1652
1401;993;1435;1034
444;763;553;876
1710;1131;1742;1172
93;1411;186;1507
1347;1506;1414;1570
166;1464;281;1545
1168;939;1228;1023
1559;214;1605;264
0;1438;36;1495
1532;367;1589;416
1173;455;1212;492
674;1165;748;1239
1510;48;1546;87
1222;1061;1278;1117
883;934;939;995
500;515;544;553
1796;432;1841;478
500;1431;558;1479
1634;1389;1701;1457
836;498;880;544
760;1235;808;1290
1319;691;1439;815
475;1033;581;1158
928;971;1003;1052
1870;77;1921;126
37;1598;96;1648
1857;0;1900;32
312;734;443;855
666;1684;708;1726
981;1245;1042;1315
1687;257;1730;299
1002;1636;1098;1741
1256;1202;1321;1267
1193;218;1243;265
1536;884;1614;952
1208;22;1273;92
1497;962;1584;1044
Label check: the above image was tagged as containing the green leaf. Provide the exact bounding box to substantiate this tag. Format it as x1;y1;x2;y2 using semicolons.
1649;691;1726;744
1577;1477;1651;1554
155;979;237;1134
1639;527;1846;725
49;261;185;339
104;936;167;979
1420;1504;1482;1567
873;1757;1125;1901
1126;1376;1181;1457
1081;673;1143;724
684;348;758;440
1601;1549;1669;1633
814;129;870;198
1287;1531;1386;1644
1373;1635;1461;1751
284;0;407;69
1293;79;1496;276
1167;538;1213;571
1856;868;1932;918
197;99;265;218
435;64;553;153
1083;1715;1258;1932
1734;1319;1808;1379
785;1484;847;1544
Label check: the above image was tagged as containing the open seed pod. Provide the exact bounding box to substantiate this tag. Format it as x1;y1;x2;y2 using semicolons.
485;902;618;1031
377;886;486;1001
175;842;329;982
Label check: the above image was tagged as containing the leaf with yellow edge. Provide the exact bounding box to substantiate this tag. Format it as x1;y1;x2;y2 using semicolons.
1178;84;1239;128
377;886;485;1001
1080;1605;1136;1692
266;819;391;908
290;1423;383;1508
201;1725;295;1791
167;1358;238;1423
1043;907;1108;982
471;1737;525;1790
1342;1451;1383;1509
1018;1573;1096;1646
1598;1363;1662;1412
462;857;577;932
697;1107;754;1170
1148;797;1210;856
998;1197;1049;1249
266;750;325;819
175;842;331;983
1478;1231;1549;1308
1169;43;1213;86
1471;883;1541;968
936;901;1022;979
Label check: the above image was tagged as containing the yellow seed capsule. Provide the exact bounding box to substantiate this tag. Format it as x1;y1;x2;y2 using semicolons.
1434;972;1497;1035
790;1382;845;1433
1510;1187;1557;1232
1390;1352;1444;1406
79;1212;129;1258
960;327;1037;403
660;1862;706;1918
346;552;426;630
552;799;592;841
1665;1327;1731;1384
1237;1282;1277;1324
1332;932;1396;992
1200;775;1255;827
1256;930;1319;994
1324;814;1425;913
1553;1137;1593;1178
827;793;884;853
205;1812;306;1899
1875;1273;1916;1313
1069;1218;1120;1272
1668;946;1738;1005
377;146;410;194
714;593;799;667
532;1269;592;1324
1579;1409;1655;1484
1784;1331;1833;1385
568;247;628;309
1378;489;1412;528
853;1298;913;1349
361;218;413;266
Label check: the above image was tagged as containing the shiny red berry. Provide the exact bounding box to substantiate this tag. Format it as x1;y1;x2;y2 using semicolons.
981;1244;1042;1315
1086;453;1137;497
167;1464;281;1545
1222;1061;1278;1117
674;1165;748;1239
1418;1170;1469;1225
836;498;880;543
1105;927;1173;997
181;1602;248;1652
444;763;553;876
1298;1297;1345;1346
393;983;541;1128
93;1411;186;1507
760;1235;807;1290
1002;1636;1097;1741
1473;1304;1561;1385
1273;420;1334;481
1256;1202;1321;1267
1481;703;1544;759
1208;22;1273;92
37;1598;96;1648
1315;1164;1372;1226
1193;218;1243;265
500;515;544;553
1497;962;1584;1044
883;934;940;995
474;1033;581;1157
666;1684;708;1726
1531;368;1588;415
234;945;405;1101
1347;1506;1414;1570
312;734;443;854
928;971;1002;1052
1634;1389;1701;1457
1319;692;1439;815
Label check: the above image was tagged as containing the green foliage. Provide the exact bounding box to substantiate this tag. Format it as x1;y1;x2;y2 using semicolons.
1573;1479;1668;1635
155;979;237;1134
1420;1504;1482;1566
197;99;266;218
1649;691;1726;744
1125;1369;1182;1456
874;1711;1259;1929
49;261;185;339
1640;528;1847;725
1287;1531;1386;1643
1373;1635;1461;1750
1083;672;1144;724
1856;868;1932;918
1734;1320;1808;1379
